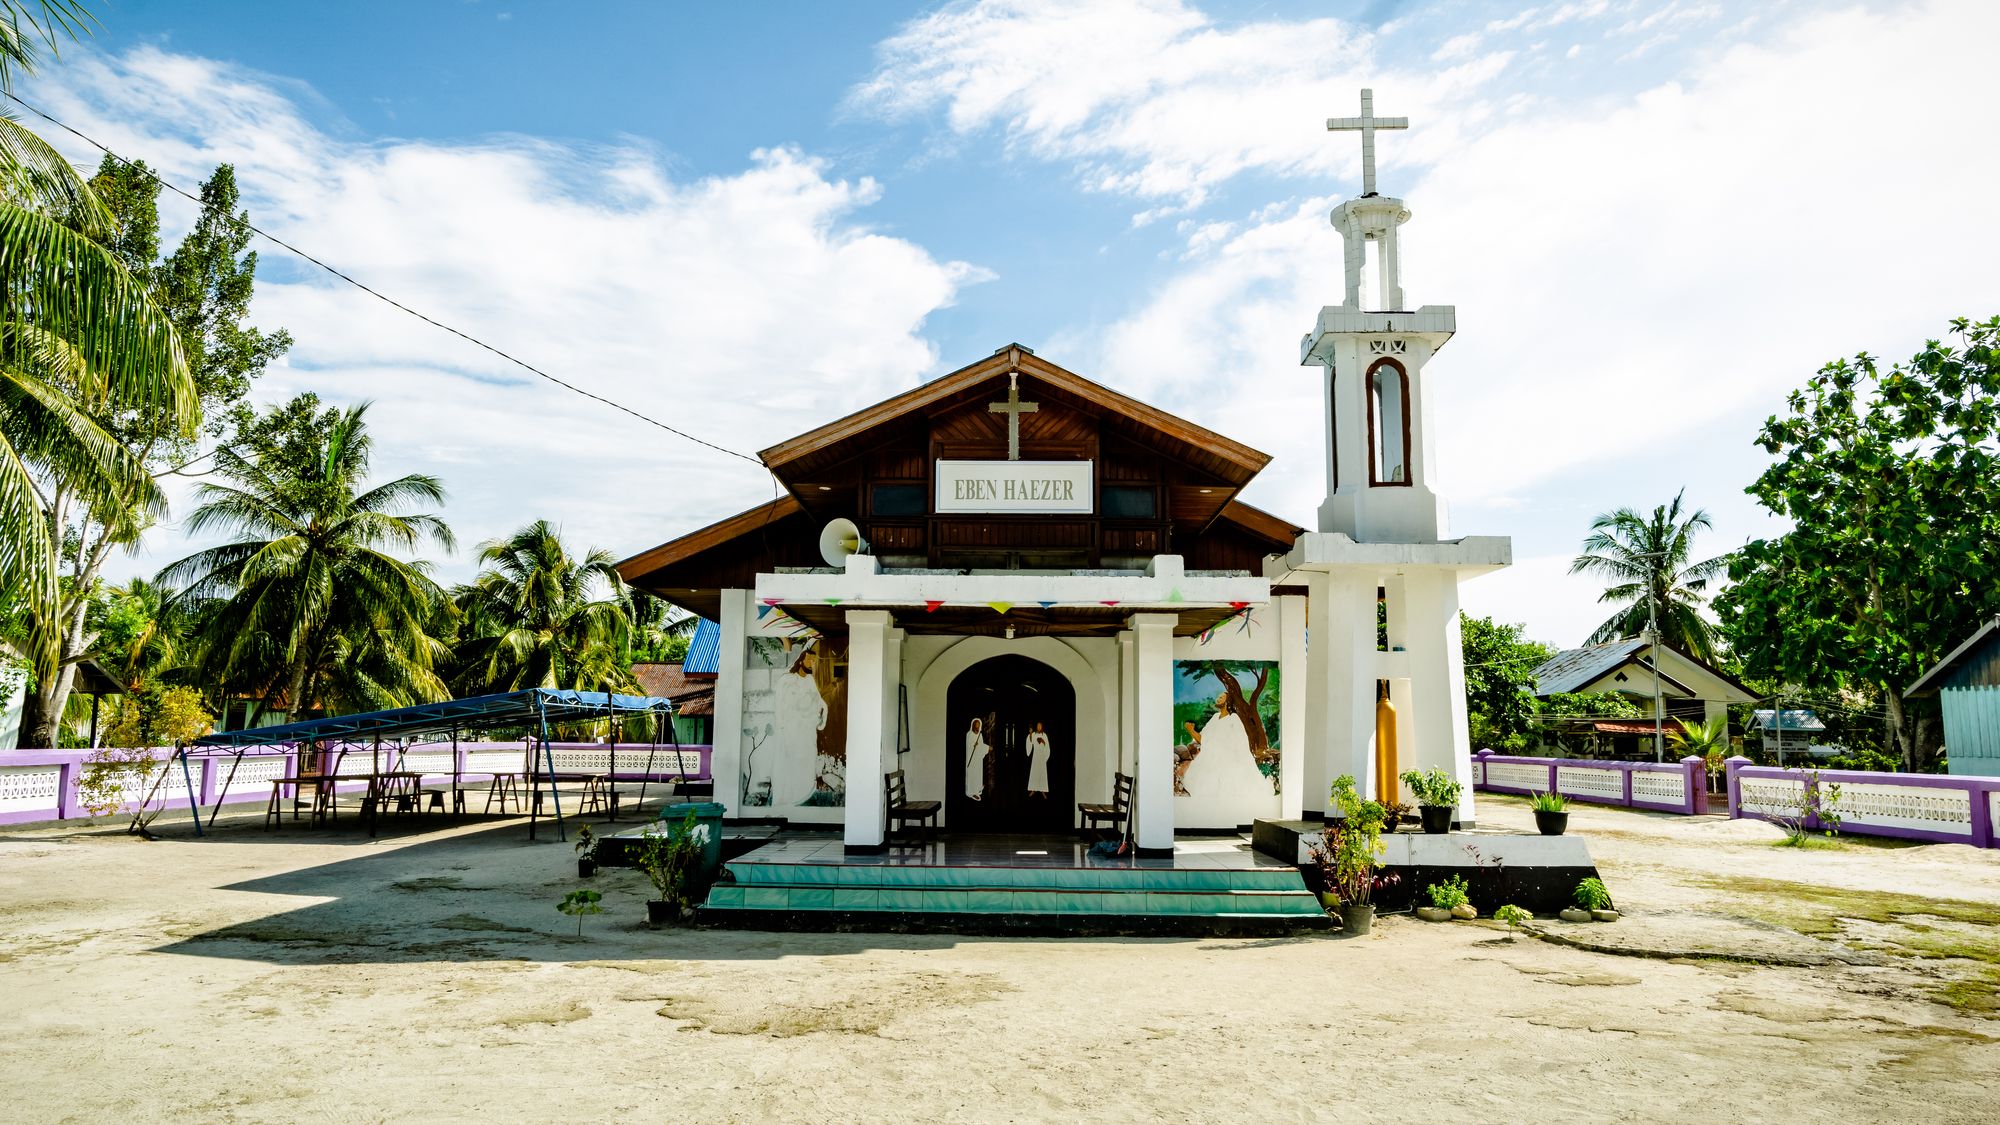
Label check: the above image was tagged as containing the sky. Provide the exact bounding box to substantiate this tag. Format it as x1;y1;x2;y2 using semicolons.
30;0;2000;647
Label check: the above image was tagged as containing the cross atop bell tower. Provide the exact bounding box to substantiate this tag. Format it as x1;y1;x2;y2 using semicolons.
1326;88;1408;198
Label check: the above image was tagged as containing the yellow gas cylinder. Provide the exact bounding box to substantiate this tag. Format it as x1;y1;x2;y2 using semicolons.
1375;683;1399;801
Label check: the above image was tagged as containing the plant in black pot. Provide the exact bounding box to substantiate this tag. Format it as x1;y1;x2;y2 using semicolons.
1529;791;1569;836
637;810;704;925
1400;767;1462;834
574;825;598;878
1311;775;1388;935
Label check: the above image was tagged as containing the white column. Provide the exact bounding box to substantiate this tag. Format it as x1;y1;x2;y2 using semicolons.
843;610;892;851
1327;571;1381;802
1277;593;1307;820
1129;613;1176;853
711;588;750;816
1404;571;1475;825
1303;572;1334;816
883;627;905;770
1117;629;1136;794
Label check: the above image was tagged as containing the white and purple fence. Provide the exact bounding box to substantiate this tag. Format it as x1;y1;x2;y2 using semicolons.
0;742;713;826
1473;749;1710;815
1473;749;2000;848
1724;757;1999;849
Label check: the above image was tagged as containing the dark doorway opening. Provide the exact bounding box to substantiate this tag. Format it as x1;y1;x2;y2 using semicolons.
946;655;1076;833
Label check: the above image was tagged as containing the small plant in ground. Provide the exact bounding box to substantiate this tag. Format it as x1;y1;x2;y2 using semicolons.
1769;768;1844;846
557;888;603;937
1494;904;1532;931
1401;767;1463;808
1574;877;1613;912
1529;791;1568;814
1425;874;1470;911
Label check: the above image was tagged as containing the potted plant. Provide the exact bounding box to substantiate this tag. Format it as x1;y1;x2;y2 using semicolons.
1529;791;1569;836
637;810;704;925
1309;775;1387;935
1400;767;1462;834
574;825;598;878
1572;877;1618;922
1379;798;1408;834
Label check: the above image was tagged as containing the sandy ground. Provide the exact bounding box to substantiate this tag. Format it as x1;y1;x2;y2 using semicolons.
2;797;1997;1124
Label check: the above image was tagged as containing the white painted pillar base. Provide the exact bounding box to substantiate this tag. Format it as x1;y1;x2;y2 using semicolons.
1130;613;1176;853
843;610;892;851
1277;593;1307;820
711;588;750;817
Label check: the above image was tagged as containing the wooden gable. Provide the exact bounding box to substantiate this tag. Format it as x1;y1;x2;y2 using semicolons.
619;347;1303;615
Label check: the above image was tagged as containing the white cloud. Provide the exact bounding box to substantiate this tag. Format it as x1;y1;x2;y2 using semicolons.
32;47;987;580
870;0;2000;642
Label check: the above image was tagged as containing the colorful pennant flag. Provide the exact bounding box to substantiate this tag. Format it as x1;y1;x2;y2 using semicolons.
925;600;944;613
1037;600;1057;609
755;605;773;620
988;601;1014;614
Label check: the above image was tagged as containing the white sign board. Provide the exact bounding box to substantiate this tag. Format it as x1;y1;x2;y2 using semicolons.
935;460;1094;514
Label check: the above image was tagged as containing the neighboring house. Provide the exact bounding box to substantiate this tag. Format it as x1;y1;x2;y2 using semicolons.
1531;637;1758;760
632;617;721;745
1906;617;2000;777
1745;708;1832;763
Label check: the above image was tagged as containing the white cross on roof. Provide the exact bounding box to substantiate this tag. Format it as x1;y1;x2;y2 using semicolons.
1326;88;1408;197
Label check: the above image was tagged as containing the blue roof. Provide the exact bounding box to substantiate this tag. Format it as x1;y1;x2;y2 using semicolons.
192;688;673;750
684;617;722;674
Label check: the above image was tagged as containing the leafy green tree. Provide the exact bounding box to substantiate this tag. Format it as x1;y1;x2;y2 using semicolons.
2;5;197;744
160;399;455;723
1717;317;2000;771
1459;614;1553;754
16;161;285;746
451;520;636;694
1568;490;1727;662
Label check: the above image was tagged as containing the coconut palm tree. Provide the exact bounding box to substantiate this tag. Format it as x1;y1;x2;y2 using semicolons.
1569;490;1728;662
159;401;454;722
0;1;195;741
451;520;635;694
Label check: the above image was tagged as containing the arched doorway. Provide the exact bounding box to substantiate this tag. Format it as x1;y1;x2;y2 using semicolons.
946;655;1076;833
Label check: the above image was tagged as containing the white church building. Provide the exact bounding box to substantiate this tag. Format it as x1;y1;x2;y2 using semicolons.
618;91;1509;854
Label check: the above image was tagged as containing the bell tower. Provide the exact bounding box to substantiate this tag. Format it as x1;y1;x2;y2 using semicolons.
1304;88;1456;544
1284;88;1510;821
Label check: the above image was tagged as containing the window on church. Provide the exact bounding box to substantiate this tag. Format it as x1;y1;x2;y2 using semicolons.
1368;359;1409;486
1102;485;1156;519
870;483;926;516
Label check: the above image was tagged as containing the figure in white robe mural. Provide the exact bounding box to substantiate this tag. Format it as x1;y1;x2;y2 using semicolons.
1172;660;1282;828
771;645;830;807
1024;722;1052;799
964;717;989;801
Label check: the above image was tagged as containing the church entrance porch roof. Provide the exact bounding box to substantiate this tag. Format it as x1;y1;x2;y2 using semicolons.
754;554;1266;637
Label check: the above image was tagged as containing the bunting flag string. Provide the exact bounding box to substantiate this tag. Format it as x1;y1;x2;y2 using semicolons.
1037;600;1057;609
760;597;783;606
755;604;773;620
987;601;1014;615
925;600;944;613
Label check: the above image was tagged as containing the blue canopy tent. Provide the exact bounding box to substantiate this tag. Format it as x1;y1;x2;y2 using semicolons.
141;689;677;842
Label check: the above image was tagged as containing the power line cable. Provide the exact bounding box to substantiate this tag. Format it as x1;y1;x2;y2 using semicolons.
4;88;764;468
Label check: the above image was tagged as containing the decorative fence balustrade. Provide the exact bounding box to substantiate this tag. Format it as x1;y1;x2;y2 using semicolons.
1473;750;2000;849
1725;758;1999;848
0;742;713;826
1473;750;1708;815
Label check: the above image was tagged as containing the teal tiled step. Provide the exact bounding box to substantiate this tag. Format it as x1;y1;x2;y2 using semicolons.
724;861;1305;894
703;881;1323;918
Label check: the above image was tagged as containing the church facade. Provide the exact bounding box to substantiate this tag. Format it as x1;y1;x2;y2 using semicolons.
618;91;1509;853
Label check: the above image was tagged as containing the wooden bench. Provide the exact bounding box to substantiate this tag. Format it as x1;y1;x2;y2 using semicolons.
1078;772;1132;838
885;770;941;843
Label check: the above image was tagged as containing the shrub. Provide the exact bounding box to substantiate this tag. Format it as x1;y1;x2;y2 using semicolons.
1494;904;1532;929
638;810;706;919
1425;874;1470;911
1574;877;1613;912
1308;775;1387;906
1768;768;1844;846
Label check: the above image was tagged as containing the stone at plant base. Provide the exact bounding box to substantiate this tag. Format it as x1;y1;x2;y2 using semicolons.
1559;907;1593;923
1451;903;1477;920
1592;909;1621;922
1416;905;1452;922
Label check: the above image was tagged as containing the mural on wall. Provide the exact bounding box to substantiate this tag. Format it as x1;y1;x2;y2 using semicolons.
740;635;848;808
1172;660;1281;823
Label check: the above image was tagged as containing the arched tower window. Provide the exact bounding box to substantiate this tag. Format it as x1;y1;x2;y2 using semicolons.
1367;358;1410;486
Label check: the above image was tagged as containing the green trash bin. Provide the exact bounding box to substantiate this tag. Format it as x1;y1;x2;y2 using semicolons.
657;801;725;882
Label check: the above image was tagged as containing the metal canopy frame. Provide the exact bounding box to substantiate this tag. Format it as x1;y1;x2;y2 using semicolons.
140;689;676;842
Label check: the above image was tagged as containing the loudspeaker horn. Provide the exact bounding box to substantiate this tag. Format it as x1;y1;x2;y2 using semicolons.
818;517;870;567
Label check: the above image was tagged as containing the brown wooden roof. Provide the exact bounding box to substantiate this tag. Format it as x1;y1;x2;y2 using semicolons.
759;345;1272;490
